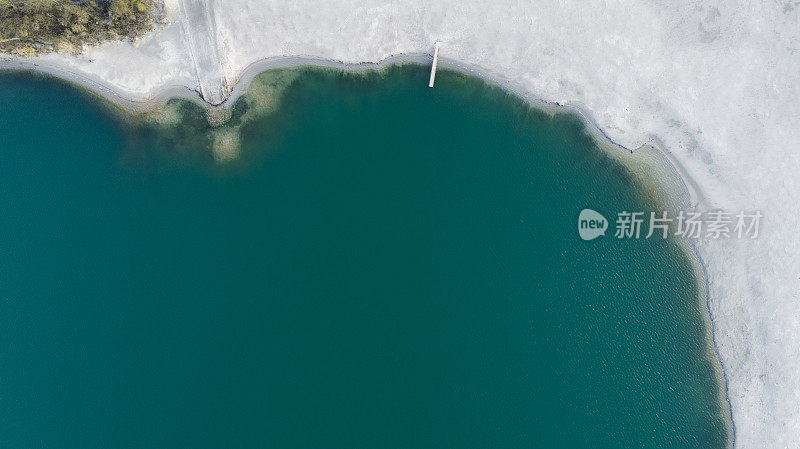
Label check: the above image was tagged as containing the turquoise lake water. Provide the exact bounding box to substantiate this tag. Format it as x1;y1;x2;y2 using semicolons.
0;65;728;448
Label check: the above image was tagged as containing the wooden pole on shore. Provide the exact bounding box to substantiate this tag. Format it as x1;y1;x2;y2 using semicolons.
429;41;440;88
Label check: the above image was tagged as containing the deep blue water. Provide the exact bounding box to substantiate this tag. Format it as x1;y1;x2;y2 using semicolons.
0;65;728;448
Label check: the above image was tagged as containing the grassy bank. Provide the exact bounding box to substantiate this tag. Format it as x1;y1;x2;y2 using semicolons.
0;0;162;56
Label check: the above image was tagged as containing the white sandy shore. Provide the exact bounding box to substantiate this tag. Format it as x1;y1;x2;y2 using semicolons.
2;1;799;447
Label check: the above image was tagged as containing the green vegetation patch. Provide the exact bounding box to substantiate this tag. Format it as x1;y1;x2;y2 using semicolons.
0;0;161;56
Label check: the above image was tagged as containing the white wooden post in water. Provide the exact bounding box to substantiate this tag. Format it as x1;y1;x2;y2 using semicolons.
429;41;440;87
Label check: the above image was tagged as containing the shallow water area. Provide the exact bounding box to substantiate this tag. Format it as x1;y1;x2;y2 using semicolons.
0;64;730;448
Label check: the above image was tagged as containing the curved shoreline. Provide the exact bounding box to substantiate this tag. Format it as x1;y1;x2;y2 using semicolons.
1;52;708;208
0;53;735;447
